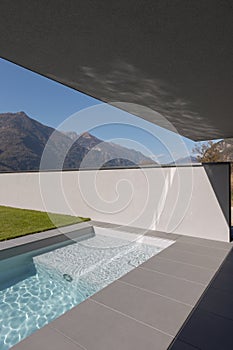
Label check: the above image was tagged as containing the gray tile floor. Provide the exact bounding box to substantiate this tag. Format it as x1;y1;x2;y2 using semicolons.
7;221;232;350
169;245;233;350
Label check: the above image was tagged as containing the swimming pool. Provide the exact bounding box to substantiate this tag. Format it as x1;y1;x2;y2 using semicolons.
0;226;174;350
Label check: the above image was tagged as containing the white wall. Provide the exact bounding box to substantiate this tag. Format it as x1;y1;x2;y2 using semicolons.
0;165;230;241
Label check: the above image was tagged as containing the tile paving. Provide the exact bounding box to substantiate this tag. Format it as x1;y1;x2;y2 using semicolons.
4;221;232;350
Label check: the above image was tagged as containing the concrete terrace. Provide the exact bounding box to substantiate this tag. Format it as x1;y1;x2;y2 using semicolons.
0;221;231;350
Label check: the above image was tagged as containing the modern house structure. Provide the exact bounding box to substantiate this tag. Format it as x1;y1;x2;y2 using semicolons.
0;1;233;349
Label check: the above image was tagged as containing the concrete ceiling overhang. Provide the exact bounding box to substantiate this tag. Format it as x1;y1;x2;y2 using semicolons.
0;0;232;141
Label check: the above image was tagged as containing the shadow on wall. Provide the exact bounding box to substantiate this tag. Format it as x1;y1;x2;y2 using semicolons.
203;162;231;234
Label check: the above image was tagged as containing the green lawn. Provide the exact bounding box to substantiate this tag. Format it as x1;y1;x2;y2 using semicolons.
0;206;90;241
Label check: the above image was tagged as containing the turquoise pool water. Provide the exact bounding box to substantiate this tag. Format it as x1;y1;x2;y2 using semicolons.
0;231;173;349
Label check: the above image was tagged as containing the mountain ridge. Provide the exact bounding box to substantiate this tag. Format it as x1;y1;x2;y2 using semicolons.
0;112;155;171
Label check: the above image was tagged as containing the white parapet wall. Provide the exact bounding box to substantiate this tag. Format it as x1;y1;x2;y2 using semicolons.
0;164;230;241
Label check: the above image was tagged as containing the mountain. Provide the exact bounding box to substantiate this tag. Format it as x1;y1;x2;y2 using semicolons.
169;156;199;165
66;131;156;168
0;112;155;171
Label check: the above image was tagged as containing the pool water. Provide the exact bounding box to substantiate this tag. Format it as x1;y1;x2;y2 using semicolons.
0;229;174;350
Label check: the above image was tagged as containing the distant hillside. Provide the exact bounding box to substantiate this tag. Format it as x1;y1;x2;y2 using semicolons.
63;131;156;168
169;156;199;165
0;112;155;171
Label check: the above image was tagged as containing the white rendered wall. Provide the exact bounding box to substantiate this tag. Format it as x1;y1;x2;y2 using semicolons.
0;165;230;241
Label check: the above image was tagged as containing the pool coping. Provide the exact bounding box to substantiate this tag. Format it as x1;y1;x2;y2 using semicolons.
0;221;92;251
1;221;232;350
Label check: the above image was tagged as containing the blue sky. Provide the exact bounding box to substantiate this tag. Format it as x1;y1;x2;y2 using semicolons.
0;58;197;163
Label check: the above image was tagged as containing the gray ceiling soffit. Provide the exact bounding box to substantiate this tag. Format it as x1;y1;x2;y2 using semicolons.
0;0;232;141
